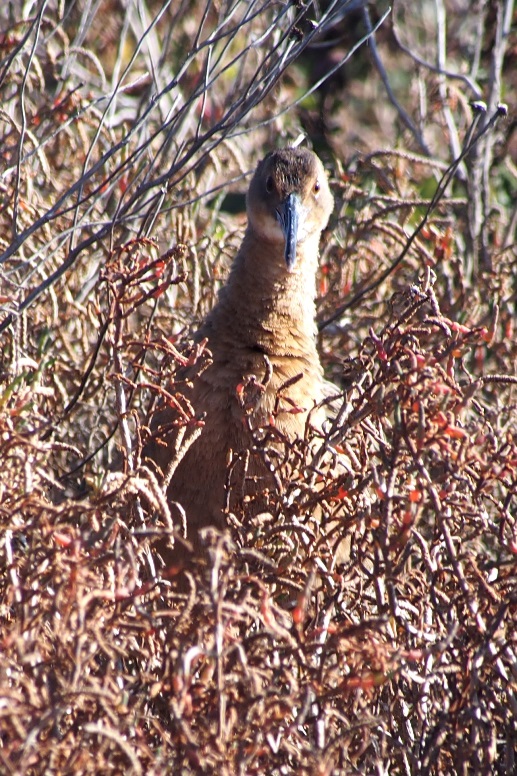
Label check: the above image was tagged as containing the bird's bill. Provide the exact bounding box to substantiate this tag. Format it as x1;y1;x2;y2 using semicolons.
276;192;301;270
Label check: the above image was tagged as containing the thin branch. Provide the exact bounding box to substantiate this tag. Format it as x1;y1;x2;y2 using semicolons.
318;106;507;331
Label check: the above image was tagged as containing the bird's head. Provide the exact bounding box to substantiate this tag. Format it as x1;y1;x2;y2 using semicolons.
246;147;334;271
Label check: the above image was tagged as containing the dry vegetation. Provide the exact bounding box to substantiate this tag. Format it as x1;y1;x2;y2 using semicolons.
1;0;516;773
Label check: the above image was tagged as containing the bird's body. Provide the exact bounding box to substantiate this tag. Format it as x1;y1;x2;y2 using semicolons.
144;147;334;546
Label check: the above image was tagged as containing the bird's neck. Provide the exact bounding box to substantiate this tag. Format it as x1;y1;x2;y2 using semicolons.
213;230;320;352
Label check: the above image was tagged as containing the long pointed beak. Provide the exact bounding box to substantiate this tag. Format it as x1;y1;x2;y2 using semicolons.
276;192;301;270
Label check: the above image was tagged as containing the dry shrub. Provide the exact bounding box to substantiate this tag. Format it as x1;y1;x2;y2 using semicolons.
1;1;516;774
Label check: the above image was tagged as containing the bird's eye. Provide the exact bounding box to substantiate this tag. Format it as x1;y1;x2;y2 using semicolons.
265;176;274;193
314;181;321;194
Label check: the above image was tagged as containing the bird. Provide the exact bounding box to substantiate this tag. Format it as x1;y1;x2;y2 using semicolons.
143;146;335;555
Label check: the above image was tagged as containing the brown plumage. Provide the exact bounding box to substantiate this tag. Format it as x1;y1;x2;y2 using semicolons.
144;147;334;550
